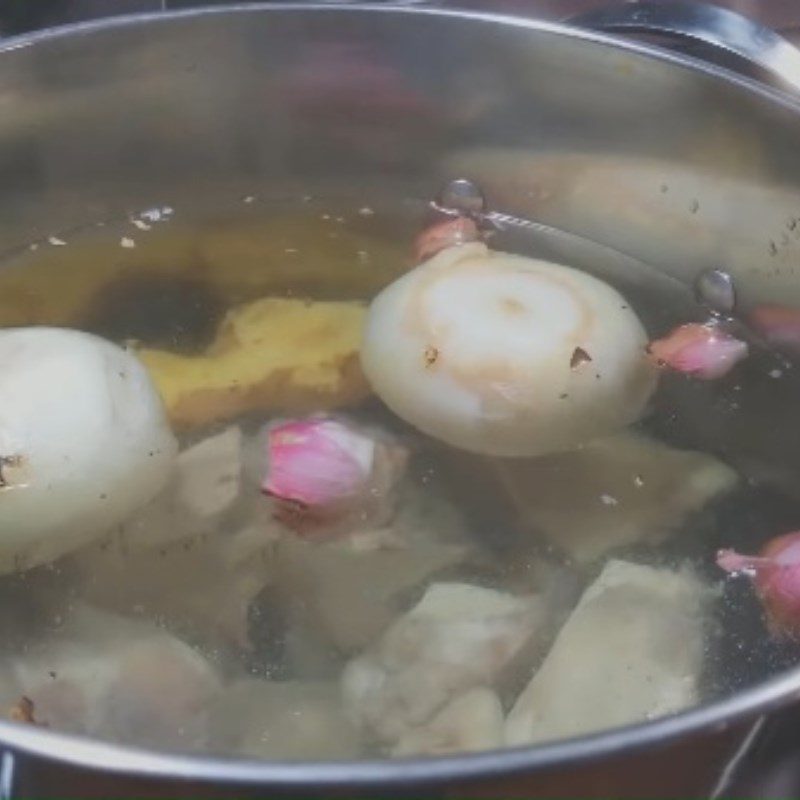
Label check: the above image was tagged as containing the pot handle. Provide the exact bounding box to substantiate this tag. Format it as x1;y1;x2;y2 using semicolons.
566;1;800;95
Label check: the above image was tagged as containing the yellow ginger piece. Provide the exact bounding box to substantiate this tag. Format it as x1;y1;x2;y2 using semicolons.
138;297;369;429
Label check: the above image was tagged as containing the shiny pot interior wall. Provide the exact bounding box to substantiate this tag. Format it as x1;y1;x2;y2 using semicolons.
0;6;799;302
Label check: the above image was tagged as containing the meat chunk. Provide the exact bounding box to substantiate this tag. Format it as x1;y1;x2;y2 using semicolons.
0;604;220;752
493;431;737;563
76;521;276;651
176;426;243;522
271;479;475;653
74;427;275;649
391;687;504;757
342;582;545;746
505;560;715;746
120;425;244;550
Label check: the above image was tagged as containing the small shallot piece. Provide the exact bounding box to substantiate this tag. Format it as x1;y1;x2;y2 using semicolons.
748;304;800;356
262;417;407;537
413;217;480;263
717;531;800;639
647;322;748;380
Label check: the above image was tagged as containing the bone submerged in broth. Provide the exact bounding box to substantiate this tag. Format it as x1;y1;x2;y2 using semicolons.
0;199;798;759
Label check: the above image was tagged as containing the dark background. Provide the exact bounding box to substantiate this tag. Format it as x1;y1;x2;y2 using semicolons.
1;0;799;38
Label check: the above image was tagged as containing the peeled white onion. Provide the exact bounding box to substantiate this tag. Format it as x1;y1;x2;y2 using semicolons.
361;242;656;457
0;328;177;572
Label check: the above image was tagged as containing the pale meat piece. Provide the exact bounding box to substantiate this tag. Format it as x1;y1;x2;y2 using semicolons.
341;582;545;746
0;604;220;752
505;560;715;746
273;537;469;655
391;687;504;757
75;521;275;651
270;481;475;653
175;426;243;523
492;430;738;564
122;425;244;549
208;679;360;760
73;426;275;650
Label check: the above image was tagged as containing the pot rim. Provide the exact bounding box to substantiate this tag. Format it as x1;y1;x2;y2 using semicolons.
1;2;800;785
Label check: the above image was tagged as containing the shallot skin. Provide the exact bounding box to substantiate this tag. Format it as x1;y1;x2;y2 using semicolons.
413;218;480;263
647;323;748;380
717;531;800;639
264;418;375;510
262;417;407;537
361;242;657;458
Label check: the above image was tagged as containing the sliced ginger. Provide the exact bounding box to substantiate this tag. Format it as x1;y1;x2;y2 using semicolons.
138;297;369;429
0;214;404;328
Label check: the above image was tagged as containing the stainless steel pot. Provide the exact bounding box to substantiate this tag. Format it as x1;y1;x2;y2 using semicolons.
3;2;800;796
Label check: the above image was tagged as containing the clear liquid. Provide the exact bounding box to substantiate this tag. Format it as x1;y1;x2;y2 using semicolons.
0;195;798;759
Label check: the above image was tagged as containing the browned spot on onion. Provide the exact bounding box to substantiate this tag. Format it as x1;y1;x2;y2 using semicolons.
424;346;439;368
501;298;526;315
9;696;41;726
570;347;593;369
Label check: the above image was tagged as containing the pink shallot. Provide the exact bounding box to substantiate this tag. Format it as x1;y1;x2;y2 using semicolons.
413;217;480;263
647;322;748;380
262;417;408;538
717;530;800;639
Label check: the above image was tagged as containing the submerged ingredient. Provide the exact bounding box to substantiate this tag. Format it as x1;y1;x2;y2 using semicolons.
75;425;275;650
270;490;472;653
209;680;360;760
361;242;657;457
717;531;800;639
262;416;408;537
490;430;738;563
341;582;545;748
647;322;749;380
0;327;177;573
505;560;714;745
138;297;369;429
0;604;220;752
392;687;504;757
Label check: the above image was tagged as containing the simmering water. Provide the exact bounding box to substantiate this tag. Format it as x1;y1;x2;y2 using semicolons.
0;195;798;759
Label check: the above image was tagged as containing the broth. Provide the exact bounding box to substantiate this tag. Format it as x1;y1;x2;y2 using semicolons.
0;195;798;759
